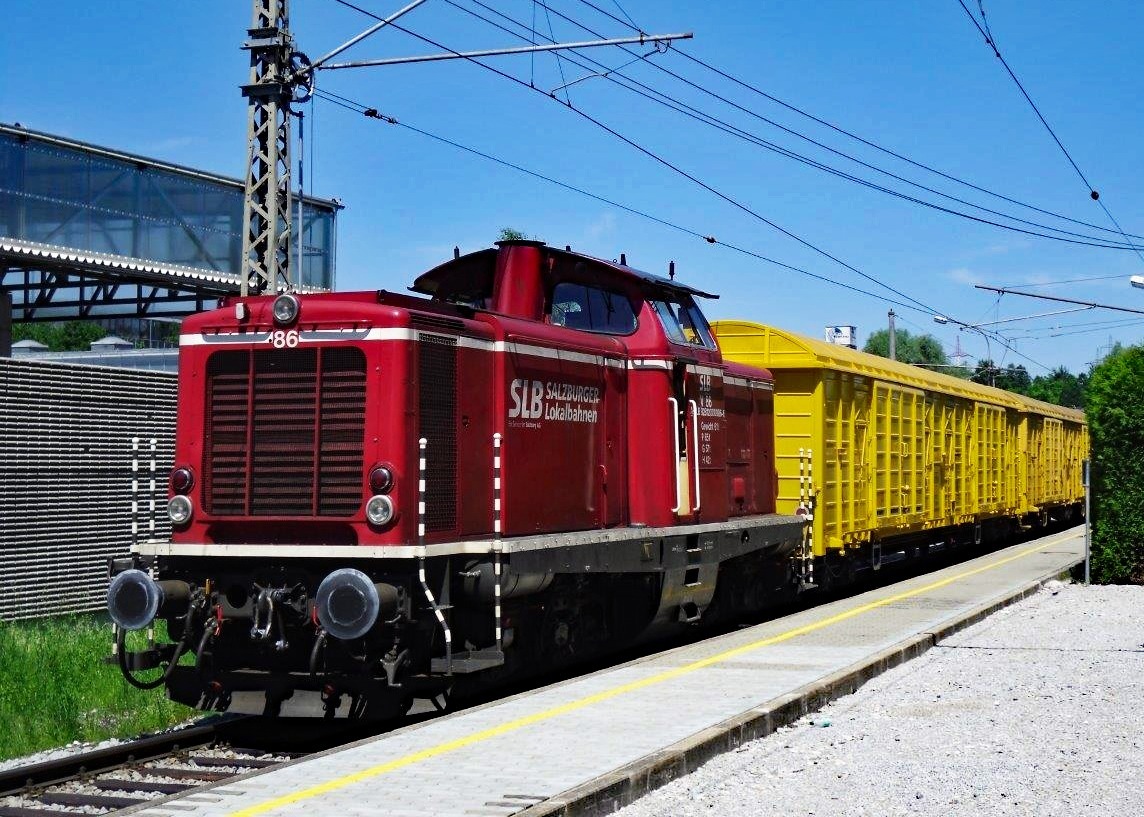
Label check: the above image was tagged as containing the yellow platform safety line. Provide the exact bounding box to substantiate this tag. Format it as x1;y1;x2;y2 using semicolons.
230;529;1081;817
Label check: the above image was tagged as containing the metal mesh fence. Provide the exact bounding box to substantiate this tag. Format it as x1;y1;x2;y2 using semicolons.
0;357;176;620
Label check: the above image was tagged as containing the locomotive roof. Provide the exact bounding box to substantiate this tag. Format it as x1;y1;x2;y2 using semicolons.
411;241;718;301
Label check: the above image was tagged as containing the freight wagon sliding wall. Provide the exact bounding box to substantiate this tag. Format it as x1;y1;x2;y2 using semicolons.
712;320;1086;556
0;358;175;620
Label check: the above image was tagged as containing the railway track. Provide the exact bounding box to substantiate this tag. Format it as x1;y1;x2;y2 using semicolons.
0;719;298;816
0;527;1077;817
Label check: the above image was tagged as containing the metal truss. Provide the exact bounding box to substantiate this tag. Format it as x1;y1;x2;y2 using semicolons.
1;264;222;322
239;0;295;296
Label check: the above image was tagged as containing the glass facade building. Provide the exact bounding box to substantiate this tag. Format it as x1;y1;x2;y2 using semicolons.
0;124;338;289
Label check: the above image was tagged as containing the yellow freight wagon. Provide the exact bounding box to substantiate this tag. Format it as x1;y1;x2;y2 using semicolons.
712;321;1086;567
1018;395;1088;516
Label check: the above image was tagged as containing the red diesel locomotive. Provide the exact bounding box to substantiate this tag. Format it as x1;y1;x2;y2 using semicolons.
107;240;804;716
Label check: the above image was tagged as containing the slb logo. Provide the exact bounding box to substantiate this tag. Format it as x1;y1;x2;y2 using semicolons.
508;379;544;419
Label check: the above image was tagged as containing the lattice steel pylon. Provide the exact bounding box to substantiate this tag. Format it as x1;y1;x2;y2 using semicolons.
235;0;687;295
239;0;296;296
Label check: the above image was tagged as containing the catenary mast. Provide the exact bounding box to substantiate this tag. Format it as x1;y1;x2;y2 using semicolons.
239;0;299;296
237;0;690;295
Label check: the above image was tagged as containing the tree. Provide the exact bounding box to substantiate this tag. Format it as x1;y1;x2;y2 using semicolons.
1004;364;1031;393
1087;344;1144;583
1027;366;1086;409
498;227;527;241
56;321;107;351
863;328;951;370
11;321;107;351
968;359;1028;393
11;322;56;348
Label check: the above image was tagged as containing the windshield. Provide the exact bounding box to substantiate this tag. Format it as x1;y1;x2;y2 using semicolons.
650;296;717;349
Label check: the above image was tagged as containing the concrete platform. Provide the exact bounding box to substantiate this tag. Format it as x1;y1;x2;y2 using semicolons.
127;527;1085;817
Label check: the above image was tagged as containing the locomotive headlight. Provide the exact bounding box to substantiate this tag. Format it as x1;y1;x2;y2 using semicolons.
315;568;381;640
108;569;162;631
365;495;395;526
168;495;193;525
272;293;300;325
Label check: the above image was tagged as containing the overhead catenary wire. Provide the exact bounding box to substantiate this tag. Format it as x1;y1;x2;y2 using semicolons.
956;0;1092;197
1003;314;1144;333
1011;317;1143;339
607;0;640;31
327;0;949;316
314;85;1054;372
313;87;922;315
1046;321;1143;339
955;0;1144;266
973;331;1050;373
575;0;1144;243
321;1;1066;371
529;1;537;86
992;272;1129;289
443;0;1137;251
539;1;571;104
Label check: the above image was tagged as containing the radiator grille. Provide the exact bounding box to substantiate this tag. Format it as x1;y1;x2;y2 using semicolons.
204;347;366;517
411;314;466;332
418;333;457;532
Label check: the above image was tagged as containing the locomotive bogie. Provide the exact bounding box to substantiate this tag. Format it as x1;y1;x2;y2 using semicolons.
130;514;805;715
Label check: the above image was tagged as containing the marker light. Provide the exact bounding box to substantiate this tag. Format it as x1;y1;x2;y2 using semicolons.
170;467;194;494
369;465;394;494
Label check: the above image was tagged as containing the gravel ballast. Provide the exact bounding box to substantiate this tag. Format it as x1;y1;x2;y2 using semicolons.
617;582;1144;817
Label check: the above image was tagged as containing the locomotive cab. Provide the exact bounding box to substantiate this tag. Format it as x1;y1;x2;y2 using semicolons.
415;242;772;528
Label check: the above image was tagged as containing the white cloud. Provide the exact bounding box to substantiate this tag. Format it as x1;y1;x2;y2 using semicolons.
981;239;1032;256
583;212;616;242
946;267;983;286
1016;271;1055;286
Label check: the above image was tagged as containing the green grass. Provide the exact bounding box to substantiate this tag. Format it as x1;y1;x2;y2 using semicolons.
0;615;194;761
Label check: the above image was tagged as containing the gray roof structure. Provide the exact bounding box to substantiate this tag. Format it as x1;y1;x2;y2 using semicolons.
0;122;340;324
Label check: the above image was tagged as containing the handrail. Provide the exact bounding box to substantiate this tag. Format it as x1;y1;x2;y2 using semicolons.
492;433;503;653
418;438;451;673
689;399;701;512
669;397;682;513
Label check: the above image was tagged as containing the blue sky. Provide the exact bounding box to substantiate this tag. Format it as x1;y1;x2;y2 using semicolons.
3;0;1142;373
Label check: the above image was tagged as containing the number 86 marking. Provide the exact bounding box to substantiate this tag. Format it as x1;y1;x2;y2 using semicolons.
269;329;300;348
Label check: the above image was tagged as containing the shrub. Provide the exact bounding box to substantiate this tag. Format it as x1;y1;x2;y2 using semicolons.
1086;344;1144;583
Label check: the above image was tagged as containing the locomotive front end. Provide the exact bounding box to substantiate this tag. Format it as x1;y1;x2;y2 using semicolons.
109;290;463;717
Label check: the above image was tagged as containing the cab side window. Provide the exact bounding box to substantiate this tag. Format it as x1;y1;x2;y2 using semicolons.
550;282;637;334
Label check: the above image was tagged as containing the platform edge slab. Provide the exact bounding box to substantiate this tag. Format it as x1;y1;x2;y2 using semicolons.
516;559;1080;817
